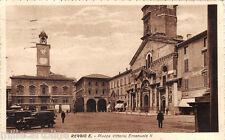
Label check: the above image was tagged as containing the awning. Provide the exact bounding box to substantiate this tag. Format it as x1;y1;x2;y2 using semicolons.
115;103;124;109
178;98;195;107
62;105;70;111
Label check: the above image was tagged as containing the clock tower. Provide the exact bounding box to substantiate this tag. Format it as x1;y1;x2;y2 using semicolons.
36;31;50;77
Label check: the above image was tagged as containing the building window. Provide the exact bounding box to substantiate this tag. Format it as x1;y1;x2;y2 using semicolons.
40;85;48;95
120;79;123;86
63;98;68;104
203;52;207;67
52;86;58;95
146;53;152;68
152;90;155;104
204;74;208;87
102;82;105;86
184;59;189;72
29;98;35;103
184;46;188;54
17;98;24;104
96;82;98;86
102;89;104;95
41;99;47;103
163;76;166;86
117;80;119;87
17;85;24;95
124;77;126;85
52;99;58;103
88;89;91;95
184;79;189;90
88;81;91;86
29;85;36;95
96;89;98;94
204;37;207;47
63;86;69;94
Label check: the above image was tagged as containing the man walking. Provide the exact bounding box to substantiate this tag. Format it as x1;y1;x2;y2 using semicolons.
157;111;164;128
61;111;66;123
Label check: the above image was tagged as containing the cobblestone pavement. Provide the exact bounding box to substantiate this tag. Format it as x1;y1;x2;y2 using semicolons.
7;112;195;133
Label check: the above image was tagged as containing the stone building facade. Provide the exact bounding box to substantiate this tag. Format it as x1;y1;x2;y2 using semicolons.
108;69;131;111
74;74;110;112
126;5;183;114
176;30;208;114
10;31;75;111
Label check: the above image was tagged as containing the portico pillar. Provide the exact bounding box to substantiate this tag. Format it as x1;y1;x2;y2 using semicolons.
173;82;178;106
166;85;169;109
96;99;99;112
154;88;157;108
150;90;152;108
135;92;138;111
138;91;141;109
84;97;87;112
159;91;161;111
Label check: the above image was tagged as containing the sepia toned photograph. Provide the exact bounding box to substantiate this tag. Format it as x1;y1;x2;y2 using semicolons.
5;4;219;134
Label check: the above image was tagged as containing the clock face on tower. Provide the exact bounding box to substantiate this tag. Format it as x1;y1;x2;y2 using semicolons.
39;58;48;65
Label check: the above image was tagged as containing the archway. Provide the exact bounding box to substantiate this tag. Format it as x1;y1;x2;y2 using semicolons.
87;99;96;112
75;97;84;112
161;98;166;113
97;99;106;112
144;95;149;107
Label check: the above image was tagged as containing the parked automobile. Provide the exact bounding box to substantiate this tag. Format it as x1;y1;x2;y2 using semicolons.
7;110;32;128
16;110;56;130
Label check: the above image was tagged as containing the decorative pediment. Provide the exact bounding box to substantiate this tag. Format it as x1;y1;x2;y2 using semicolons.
136;68;156;81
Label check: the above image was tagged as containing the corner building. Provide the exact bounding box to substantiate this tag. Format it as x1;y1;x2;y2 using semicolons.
74;74;110;112
10;31;75;111
127;5;183;114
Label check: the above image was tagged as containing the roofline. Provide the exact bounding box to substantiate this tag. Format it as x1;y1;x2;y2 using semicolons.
10;76;74;81
141;5;149;11
75;76;110;86
177;30;207;48
109;69;132;81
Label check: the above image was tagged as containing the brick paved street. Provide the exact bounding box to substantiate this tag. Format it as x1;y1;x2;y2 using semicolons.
7;112;195;133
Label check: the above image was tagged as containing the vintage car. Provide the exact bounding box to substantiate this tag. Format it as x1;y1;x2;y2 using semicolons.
16;110;56;130
7;110;32;128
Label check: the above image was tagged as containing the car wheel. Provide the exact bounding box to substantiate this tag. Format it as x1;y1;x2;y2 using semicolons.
48;123;53;128
25;124;31;130
16;125;22;130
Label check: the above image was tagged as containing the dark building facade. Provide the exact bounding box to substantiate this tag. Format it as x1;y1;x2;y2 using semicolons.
10;31;75;111
74;74;110;112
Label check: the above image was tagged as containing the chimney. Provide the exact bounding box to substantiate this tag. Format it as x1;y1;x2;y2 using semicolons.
186;34;192;39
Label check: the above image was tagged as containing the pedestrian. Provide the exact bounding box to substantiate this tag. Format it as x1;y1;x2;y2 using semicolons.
61;111;66;123
166;108;169;115
157;111;164;128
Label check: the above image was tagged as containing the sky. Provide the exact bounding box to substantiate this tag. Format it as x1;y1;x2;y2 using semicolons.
5;5;207;85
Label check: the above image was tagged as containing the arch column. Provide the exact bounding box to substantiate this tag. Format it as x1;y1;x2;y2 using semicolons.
95;98;99;112
158;91;161;111
166;85;169;109
84;97;87;112
150;89;152;108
